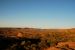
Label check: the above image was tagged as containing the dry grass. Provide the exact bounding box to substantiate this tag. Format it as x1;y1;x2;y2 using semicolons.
0;28;75;50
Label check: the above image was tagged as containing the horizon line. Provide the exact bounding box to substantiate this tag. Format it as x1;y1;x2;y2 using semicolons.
0;26;75;29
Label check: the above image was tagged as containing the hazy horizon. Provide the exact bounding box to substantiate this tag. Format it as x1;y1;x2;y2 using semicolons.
0;0;75;29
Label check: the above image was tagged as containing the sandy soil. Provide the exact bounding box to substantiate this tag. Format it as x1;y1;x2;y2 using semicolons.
46;42;75;50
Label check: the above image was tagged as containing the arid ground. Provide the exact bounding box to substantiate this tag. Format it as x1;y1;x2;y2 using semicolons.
0;28;75;50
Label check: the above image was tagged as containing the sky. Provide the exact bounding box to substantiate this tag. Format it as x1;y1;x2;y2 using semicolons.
0;0;75;28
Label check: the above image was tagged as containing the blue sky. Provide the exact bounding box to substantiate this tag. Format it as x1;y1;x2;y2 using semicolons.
0;0;75;28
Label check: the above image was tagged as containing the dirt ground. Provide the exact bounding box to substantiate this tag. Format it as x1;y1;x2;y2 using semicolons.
46;42;75;50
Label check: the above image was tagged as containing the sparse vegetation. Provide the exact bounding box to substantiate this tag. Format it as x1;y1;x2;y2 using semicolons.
0;28;75;50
